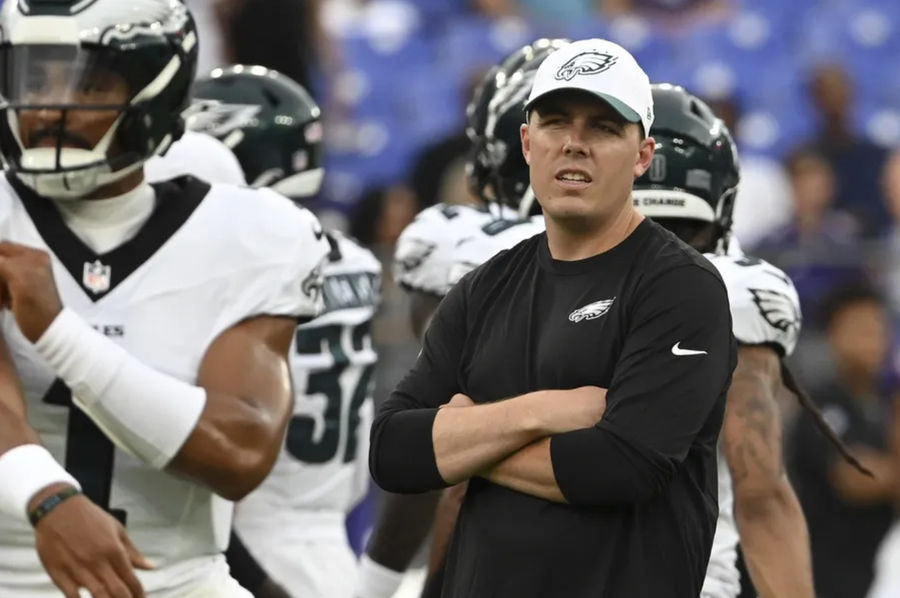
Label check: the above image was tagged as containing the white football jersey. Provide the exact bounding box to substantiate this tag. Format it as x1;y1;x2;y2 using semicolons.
702;247;802;598
0;175;329;597
393;203;514;297
447;215;546;288
236;231;381;533
707;250;802;357
145;131;246;186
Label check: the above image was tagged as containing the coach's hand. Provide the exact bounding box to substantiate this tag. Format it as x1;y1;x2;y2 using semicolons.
0;241;63;342
32;488;153;598
441;393;475;408
537;386;607;434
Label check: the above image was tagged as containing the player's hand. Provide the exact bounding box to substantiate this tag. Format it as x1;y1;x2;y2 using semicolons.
0;241;63;342
33;490;153;598
441;393;475;408
535;386;607;434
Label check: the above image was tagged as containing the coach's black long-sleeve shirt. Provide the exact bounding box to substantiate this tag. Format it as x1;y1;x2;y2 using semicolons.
370;219;736;597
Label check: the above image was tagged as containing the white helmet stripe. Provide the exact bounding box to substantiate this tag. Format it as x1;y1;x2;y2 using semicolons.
632;189;716;221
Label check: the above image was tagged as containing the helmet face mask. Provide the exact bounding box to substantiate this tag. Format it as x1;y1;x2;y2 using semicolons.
633;84;740;254
188;65;324;199
0;0;198;200
467;38;570;213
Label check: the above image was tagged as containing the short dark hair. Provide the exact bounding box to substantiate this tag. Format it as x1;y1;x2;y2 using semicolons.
821;280;884;329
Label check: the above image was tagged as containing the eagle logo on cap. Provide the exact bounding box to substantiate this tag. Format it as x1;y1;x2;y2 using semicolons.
555;51;618;81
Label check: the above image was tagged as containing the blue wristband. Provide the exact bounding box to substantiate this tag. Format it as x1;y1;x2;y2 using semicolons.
28;486;81;528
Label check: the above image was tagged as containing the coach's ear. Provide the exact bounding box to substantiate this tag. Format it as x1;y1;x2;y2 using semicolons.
633;135;655;179
521;122;531;165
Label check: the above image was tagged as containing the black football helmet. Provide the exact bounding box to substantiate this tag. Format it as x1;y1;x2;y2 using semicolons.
633;84;740;254
465;38;569;205
483;39;570;216
188;65;323;198
464;64;501;202
0;0;198;199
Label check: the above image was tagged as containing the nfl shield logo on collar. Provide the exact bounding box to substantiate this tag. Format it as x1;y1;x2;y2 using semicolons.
83;260;111;294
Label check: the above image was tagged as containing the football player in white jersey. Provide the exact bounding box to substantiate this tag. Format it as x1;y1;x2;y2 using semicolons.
444;42;559;290
389;40;571;331
0;2;330;598
188;65;382;598
145;130;246;186
356;40;568;598
633;85;867;598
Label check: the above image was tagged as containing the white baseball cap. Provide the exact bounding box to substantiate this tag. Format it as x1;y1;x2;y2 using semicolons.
524;38;654;137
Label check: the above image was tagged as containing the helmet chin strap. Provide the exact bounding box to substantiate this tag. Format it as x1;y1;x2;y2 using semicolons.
12;109;145;200
713;187;738;255
18;157;144;201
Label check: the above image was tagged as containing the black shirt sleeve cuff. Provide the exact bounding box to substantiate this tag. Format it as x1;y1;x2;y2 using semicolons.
550;423;676;506
370;406;446;493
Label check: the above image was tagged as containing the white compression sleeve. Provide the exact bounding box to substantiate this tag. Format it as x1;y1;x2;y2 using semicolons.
34;308;207;469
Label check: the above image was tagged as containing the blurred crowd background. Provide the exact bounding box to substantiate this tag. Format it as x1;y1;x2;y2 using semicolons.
188;1;899;596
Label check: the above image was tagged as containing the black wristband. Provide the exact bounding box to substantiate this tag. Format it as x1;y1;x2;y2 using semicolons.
28;486;81;528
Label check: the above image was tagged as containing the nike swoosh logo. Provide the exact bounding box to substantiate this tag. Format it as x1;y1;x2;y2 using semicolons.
671;342;707;356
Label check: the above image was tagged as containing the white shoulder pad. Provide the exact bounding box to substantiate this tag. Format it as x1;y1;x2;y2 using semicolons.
448;216;546;287
393;203;494;296
313;231;382;324
706;253;802;356
145;131;247;186
206;185;330;330
326;230;381;277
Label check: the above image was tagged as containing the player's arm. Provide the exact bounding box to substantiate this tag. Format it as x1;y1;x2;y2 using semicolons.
355;289;446;598
34;306;295;502
165;314;295;499
0;327;150;598
482;267;735;506
722;345;814;598
409;290;442;340
0;326;40;452
419;481;467;598
357;490;442;598
0;240;305;501
369;276;606;493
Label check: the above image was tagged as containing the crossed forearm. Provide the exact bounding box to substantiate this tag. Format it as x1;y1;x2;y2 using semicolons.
480;439;566;502
433;394;548;484
433;386;606;486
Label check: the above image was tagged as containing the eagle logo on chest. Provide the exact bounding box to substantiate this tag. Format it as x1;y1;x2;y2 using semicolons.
569;298;616;323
